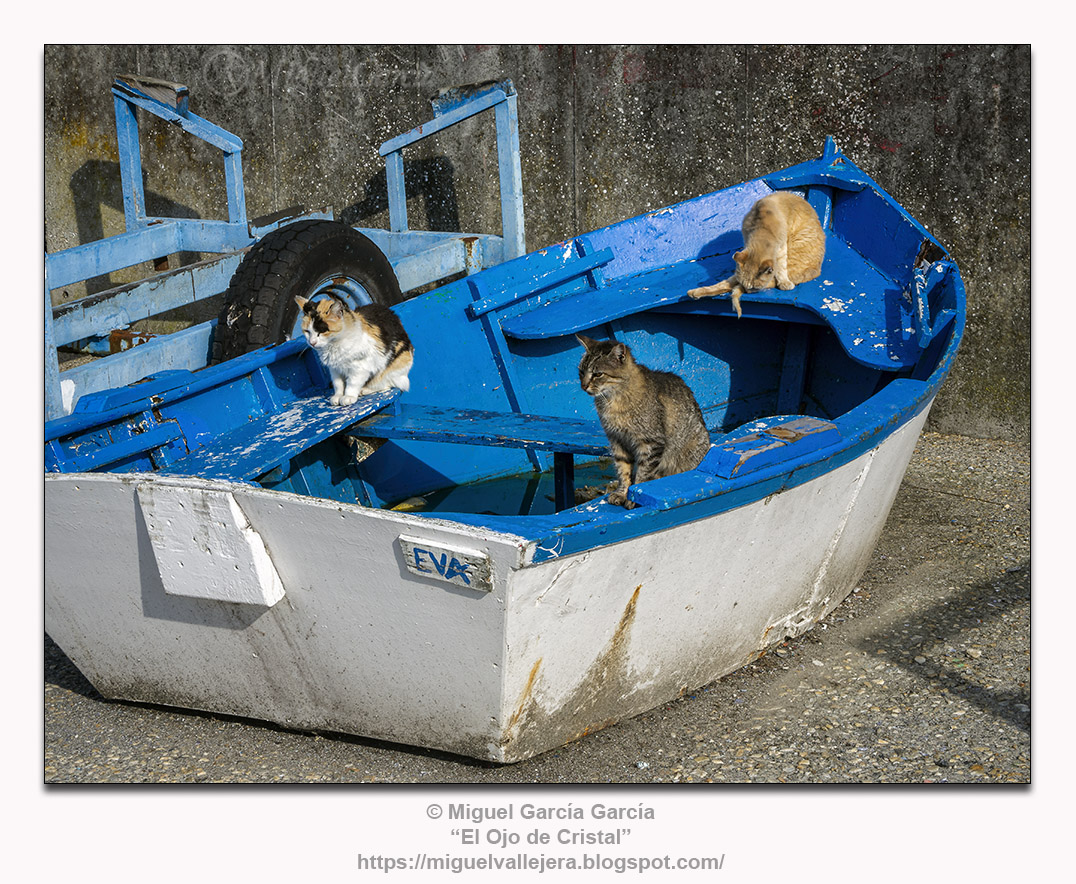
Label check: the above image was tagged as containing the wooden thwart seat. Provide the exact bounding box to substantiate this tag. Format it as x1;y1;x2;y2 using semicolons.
496;238;949;372
157;394;610;511
348;403;610;511
161;391;401;482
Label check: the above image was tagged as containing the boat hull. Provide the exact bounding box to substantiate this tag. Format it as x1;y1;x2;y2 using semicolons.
44;400;930;763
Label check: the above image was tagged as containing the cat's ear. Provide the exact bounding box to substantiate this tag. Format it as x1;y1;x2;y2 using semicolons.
610;342;628;363
295;296;308;310
324;298;345;318
576;334;597;350
734;250;746;263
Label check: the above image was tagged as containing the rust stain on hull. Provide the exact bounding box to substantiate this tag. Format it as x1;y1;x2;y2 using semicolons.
508;657;542;731
502;585;643;759
618;586;641;635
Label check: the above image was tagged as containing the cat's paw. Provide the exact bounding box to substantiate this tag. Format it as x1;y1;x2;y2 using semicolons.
776;279;795;291
686;287;711;300
336;394;359;407
606;491;636;509
329;393;343;406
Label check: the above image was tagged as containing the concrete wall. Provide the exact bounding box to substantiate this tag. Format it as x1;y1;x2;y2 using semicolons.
44;45;1030;441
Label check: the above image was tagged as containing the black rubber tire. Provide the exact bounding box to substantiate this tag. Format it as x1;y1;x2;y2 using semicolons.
210;219;404;363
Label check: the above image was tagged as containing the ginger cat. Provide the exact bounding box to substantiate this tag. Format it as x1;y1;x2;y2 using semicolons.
687;191;825;317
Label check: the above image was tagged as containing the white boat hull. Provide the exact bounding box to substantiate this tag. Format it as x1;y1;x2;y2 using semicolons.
44;404;930;763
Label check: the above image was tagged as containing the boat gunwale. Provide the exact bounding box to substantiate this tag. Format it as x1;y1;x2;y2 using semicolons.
45;278;963;568
44;141;967;566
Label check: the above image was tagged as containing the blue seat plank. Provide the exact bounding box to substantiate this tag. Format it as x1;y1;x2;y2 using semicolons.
348;403;610;512
498;237;927;371
467;248;614;318
162;390;400;481
348;403;609;456
499;259;712;340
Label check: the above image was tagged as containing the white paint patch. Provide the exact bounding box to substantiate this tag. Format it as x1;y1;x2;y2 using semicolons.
137;484;285;606
61;378;77;413
822;297;848;312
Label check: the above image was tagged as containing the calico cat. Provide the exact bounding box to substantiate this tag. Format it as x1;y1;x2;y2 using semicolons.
687;191;825;317
295;296;414;406
577;335;710;509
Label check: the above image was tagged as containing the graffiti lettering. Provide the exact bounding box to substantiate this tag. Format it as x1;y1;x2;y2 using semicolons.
411;547;473;585
399;535;493;592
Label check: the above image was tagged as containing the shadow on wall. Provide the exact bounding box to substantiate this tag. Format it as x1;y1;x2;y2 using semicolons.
66;160;204;296
339;155;460;232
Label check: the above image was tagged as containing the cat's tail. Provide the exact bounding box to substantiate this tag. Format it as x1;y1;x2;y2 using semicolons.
686;279;733;299
687;278;743;318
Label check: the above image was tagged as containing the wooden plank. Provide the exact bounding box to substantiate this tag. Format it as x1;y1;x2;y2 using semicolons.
112;81;244;153
46;224;181;290
494;94;525;260
349;403;608;514
699;416;841;479
378;88;506;156
115;74;189;112
54;322;216;418
348;404;609;456
65;422;184;473
49;337;310;437
51;253;243;346
162;391;399;481
499;258;709;339
467;248;613;319
136;484;285;607
501;239;924;371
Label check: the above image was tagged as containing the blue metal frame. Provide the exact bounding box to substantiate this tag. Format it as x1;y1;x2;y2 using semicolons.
379;80;525;261
45;76;527;421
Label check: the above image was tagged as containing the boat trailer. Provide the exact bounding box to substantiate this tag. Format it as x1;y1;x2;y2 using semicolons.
44;74;526;420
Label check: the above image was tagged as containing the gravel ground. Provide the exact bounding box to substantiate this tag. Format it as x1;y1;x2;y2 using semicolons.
44;430;1031;786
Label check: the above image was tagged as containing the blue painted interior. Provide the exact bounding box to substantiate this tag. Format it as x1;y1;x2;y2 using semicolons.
45;142;966;559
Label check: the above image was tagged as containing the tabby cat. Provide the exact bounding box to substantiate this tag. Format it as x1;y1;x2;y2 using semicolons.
687;191;825;317
577;334;710;509
296;296;414;406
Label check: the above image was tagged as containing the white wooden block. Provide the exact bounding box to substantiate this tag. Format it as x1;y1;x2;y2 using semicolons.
398;535;493;592
137;483;285;606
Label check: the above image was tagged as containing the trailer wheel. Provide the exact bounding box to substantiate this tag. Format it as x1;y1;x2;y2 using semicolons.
210;219;404;363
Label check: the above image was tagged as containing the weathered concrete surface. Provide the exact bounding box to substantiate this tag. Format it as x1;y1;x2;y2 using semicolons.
44;45;1030;440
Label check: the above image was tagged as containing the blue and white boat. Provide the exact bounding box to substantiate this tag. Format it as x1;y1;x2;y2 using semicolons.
44;138;964;763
